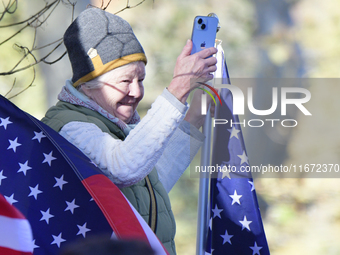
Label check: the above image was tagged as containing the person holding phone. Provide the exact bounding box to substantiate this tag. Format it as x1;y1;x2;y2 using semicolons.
42;8;217;255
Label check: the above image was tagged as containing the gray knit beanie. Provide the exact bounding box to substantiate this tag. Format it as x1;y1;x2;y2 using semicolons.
64;8;147;87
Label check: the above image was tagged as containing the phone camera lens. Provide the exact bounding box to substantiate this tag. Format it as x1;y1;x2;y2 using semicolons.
198;18;203;24
201;24;206;30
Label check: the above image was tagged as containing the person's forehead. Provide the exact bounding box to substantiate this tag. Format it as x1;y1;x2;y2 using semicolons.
108;62;145;77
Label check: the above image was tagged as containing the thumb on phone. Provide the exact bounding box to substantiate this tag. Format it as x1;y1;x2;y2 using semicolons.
178;39;193;59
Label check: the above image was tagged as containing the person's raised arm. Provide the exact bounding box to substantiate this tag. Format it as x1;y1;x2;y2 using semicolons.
167;39;217;104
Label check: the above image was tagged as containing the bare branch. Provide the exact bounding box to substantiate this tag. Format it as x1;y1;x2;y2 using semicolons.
0;41;66;75
10;44;38;72
0;23;29;46
4;77;16;97
42;50;67;65
0;0;59;28
40;41;65;63
0;0;17;21
103;0;113;10
33;38;63;51
0;0;62;46
88;0;147;14
67;0;76;22
7;67;36;99
0;0;75;77
114;0;147;15
0;0;149;99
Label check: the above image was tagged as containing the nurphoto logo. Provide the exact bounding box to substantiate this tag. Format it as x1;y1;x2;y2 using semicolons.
200;81;312;128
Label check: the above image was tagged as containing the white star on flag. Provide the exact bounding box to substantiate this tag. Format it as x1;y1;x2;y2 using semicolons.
54;175;68;190
7;137;21;152
32;131;46;143
222;170;231;179
65;199;79;214
250;241;263;255
220;163;231;179
0;116;12;129
229;190;242;205
42;151;57;166
228;127;240;139
51;233;66;248
237;151;248;165
17;161;32;176
212;204;223;219
0;170;7;185
239;215;252;231
5;193;18;205
77;223;91;237
40;208;54;224
248;181;255;192
28;184;43;200
32;239;39;249
220;229;233;245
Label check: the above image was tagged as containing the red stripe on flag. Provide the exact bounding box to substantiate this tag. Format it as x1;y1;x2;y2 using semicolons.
0;246;32;255
0;195;25;219
82;174;149;242
0;194;33;254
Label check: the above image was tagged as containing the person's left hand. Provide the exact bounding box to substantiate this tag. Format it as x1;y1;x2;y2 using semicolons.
184;88;217;129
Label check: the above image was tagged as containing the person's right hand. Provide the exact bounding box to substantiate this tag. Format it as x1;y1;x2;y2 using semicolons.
167;39;217;104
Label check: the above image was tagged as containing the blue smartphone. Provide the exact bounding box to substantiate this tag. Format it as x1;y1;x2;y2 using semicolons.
190;16;218;55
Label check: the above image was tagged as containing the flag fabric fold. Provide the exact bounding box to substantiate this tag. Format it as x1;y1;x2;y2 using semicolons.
205;43;270;255
0;95;168;255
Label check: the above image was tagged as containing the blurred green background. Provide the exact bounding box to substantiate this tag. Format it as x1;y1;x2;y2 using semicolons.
1;0;340;254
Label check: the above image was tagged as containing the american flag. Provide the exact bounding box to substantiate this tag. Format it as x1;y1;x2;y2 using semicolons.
0;95;168;255
205;45;270;255
0;193;33;254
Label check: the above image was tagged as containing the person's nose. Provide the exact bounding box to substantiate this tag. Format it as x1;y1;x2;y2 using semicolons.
129;80;143;98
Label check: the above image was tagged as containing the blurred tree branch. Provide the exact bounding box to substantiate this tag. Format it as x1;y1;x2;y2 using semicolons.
0;0;149;99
